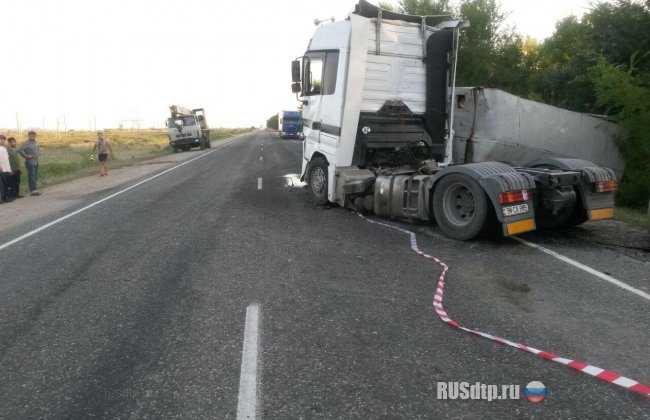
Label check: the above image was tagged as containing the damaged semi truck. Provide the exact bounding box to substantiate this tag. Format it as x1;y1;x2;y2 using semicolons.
291;0;622;240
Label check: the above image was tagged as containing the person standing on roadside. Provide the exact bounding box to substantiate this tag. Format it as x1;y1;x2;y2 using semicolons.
7;137;23;199
91;131;113;176
0;135;12;203
17;130;41;196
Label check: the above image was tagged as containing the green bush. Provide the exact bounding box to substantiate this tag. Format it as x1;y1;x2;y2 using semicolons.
590;57;650;210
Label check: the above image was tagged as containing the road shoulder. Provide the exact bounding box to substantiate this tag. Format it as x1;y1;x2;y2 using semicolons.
0;136;243;235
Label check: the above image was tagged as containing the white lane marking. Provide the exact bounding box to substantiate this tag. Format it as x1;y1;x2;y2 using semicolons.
0;136;245;251
237;303;260;420
513;236;650;301
257;178;263;190
259;156;263;161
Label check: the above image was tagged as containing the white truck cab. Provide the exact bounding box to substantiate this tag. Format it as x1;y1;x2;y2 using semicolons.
291;0;618;240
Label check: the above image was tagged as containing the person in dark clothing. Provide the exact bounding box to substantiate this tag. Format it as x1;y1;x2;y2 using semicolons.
17;130;41;196
7;137;23;199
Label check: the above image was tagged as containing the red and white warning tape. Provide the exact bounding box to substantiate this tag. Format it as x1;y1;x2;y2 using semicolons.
359;214;650;397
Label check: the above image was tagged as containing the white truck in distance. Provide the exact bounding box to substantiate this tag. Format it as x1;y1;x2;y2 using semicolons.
166;105;211;152
291;0;620;240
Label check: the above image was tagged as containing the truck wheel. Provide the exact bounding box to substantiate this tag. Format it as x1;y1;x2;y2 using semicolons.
564;203;588;227
307;157;329;205
535;200;576;230
199;138;206;150
433;173;491;240
530;164;583;229
172;146;179;153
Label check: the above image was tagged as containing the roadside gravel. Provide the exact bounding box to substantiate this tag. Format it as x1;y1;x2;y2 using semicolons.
563;219;650;262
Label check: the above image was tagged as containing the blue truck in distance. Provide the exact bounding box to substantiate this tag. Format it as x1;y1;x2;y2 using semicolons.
278;110;303;140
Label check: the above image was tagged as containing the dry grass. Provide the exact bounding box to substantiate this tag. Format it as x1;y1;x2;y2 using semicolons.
4;128;169;146
4;128;249;190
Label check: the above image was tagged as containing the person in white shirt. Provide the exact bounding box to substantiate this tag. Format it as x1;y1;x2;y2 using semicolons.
0;135;13;203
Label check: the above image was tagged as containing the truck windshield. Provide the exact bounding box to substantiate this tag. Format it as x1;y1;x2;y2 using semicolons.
168;116;196;127
284;118;301;124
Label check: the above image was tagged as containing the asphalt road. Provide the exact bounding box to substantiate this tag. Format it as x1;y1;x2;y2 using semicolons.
0;131;648;419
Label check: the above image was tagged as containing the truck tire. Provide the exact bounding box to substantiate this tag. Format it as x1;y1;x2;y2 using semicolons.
530;164;583;230
307;156;329;205
535;199;576;230
199;138;206;150
558;187;587;227
564;202;588;227
432;173;492;240
172;146;179;153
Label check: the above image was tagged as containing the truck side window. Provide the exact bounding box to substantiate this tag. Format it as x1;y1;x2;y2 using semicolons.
322;52;339;95
304;51;339;96
306;57;324;95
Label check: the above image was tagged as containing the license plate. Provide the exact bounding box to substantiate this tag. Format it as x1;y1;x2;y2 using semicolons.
502;203;529;217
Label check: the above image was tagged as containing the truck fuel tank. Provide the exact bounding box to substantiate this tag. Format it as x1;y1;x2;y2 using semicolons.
374;175;431;221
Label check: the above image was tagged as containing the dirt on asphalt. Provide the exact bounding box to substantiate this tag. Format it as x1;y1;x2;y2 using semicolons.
562;219;650;263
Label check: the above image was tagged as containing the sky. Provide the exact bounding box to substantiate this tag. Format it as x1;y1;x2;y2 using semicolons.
0;0;596;131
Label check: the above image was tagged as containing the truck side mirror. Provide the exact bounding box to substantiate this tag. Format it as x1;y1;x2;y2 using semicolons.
291;82;301;93
291;60;301;83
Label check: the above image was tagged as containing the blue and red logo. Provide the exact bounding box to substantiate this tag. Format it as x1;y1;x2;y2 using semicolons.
524;381;547;403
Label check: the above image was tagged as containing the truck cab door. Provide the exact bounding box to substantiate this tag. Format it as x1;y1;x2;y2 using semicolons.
302;54;325;165
301;51;342;174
